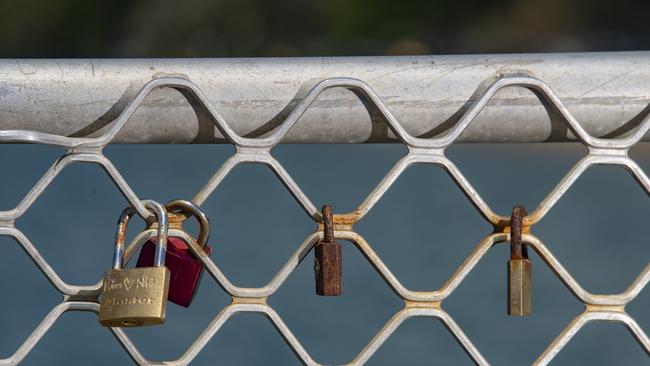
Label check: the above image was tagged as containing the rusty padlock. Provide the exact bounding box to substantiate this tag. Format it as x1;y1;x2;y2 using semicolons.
314;205;342;296
508;205;532;317
136;199;212;307
99;200;171;327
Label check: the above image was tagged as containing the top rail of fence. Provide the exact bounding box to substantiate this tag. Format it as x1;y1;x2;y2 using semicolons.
0;52;649;144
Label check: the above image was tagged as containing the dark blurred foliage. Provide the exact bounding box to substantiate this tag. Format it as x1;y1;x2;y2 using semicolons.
0;0;646;58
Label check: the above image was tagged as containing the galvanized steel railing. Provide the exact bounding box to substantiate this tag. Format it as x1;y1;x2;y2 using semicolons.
1;54;650;365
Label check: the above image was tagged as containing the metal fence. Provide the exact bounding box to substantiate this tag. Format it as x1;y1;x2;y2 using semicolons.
0;54;649;365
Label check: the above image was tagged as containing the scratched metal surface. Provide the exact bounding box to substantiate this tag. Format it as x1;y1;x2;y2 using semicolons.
1;52;650;143
0;68;649;365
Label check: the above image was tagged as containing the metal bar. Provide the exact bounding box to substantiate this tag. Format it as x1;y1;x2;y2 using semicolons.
1;52;650;143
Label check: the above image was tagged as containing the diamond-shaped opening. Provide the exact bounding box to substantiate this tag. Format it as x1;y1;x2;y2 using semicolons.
549;322;649;365
627;286;650;331
273;144;406;213
355;164;492;291
629;142;650;173
19;311;133;365
446;143;586;215
270;240;401;365
0;236;60;357
536;165;650;293
0;144;62;210
104;144;234;201
445;244;581;365
191;313;303;365
366;317;477;365
122;274;230;361
200;164;313;287
16;163;132;284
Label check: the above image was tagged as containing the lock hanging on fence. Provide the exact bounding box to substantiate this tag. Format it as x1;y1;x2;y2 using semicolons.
314;204;342;296
99;200;171;327
507;205;532;317
136;199;212;308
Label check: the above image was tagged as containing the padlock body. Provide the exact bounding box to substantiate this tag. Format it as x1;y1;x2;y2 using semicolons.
314;240;342;296
508;258;532;316
99;266;170;327
136;237;212;307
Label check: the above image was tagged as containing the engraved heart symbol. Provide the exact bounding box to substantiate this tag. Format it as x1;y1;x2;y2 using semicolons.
123;278;135;291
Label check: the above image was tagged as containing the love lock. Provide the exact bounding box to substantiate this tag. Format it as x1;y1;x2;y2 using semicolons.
136;199;212;307
99;200;171;327
314;204;343;296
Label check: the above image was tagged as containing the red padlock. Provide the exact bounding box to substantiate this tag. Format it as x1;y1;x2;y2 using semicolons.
136;199;212;307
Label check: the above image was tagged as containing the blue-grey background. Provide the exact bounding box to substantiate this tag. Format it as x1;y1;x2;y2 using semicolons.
1;1;650;365
1;143;650;365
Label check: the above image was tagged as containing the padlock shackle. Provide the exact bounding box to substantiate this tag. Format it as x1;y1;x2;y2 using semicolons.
113;200;169;269
322;205;334;242
509;205;528;260
165;199;210;248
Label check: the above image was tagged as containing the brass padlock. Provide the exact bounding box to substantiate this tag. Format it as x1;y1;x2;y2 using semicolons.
314;205;342;296
99;200;171;327
508;205;531;317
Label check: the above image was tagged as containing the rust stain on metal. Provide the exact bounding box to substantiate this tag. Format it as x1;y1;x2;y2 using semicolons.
115;208;134;247
317;211;360;232
404;300;441;309
314;205;343;296
231;296;267;305
148;212;185;230
585;304;626;313
334;211;360;225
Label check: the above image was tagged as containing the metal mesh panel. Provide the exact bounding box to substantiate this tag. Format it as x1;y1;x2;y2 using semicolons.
0;73;649;365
